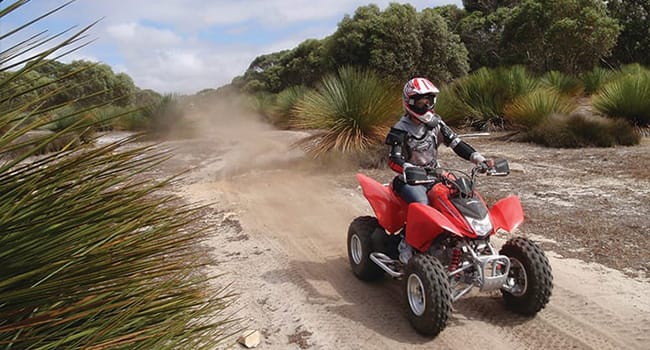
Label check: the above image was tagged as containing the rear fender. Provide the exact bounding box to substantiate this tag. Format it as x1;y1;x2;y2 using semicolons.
405;203;461;252
489;195;524;233
356;174;406;233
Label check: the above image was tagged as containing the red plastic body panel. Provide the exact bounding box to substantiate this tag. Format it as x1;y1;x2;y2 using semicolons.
405;203;461;252
489;195;524;233
428;183;480;238
357;173;526;252
356;174;407;234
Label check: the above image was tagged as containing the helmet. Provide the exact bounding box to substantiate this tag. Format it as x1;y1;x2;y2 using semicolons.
402;77;440;122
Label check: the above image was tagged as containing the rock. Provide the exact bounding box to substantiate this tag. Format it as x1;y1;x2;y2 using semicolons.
238;329;261;348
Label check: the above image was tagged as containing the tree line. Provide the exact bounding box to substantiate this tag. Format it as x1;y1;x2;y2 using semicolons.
230;0;649;94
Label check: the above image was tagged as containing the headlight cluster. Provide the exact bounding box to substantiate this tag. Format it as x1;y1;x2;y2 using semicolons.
466;215;493;236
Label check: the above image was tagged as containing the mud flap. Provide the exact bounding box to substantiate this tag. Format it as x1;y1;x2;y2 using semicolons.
489;195;524;233
405;203;460;252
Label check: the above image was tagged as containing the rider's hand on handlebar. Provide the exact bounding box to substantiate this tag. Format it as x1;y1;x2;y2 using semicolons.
478;159;495;173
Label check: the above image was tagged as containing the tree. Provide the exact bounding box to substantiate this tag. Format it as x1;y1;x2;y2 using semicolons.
366;3;422;81
418;8;470;83
607;0;650;66
326;5;381;70
463;0;520;13
456;7;512;70
502;0;620;75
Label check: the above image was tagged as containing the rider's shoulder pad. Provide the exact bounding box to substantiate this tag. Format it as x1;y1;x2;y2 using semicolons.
385;128;407;145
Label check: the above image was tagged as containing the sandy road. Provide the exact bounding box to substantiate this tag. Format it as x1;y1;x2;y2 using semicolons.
147;124;650;350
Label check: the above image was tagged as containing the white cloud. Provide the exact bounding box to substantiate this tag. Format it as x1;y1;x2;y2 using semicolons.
7;0;463;94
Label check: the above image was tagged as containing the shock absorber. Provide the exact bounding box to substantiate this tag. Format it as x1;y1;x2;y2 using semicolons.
449;247;462;272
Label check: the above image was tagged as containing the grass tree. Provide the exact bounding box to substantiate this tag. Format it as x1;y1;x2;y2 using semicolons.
592;64;650;127
292;66;401;157
435;66;538;130
0;2;237;349
271;85;308;129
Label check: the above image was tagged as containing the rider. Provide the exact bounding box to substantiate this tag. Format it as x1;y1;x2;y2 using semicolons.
385;77;493;263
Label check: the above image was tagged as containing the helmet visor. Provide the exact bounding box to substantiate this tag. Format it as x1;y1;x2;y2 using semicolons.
411;94;436;115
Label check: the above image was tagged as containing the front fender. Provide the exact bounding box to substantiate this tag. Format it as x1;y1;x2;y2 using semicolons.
489;195;524;234
405;203;461;252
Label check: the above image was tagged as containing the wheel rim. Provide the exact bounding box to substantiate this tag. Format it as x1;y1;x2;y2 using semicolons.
407;274;426;316
506;257;528;296
350;234;363;265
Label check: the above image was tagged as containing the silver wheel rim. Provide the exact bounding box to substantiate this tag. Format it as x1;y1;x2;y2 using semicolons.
350;234;362;264
507;257;528;296
407;274;426;316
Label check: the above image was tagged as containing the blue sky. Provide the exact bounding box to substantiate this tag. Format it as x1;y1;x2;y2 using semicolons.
2;0;463;94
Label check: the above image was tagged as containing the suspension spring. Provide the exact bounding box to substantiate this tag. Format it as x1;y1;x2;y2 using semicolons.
449;248;462;272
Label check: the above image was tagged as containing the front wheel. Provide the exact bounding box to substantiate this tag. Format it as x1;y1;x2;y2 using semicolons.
347;216;384;281
500;237;553;315
403;254;452;337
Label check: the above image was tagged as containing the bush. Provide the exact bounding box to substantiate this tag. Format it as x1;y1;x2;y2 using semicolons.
142;94;188;137
247;92;276;122
523;112;640;148
505;88;577;129
271;85;308;129
581;67;614;95
436;66;538;130
1;2;238;348
540;71;584;96
292;66;401;157
592;66;650;126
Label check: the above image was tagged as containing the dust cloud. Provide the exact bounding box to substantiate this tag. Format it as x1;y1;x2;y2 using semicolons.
167;93;366;180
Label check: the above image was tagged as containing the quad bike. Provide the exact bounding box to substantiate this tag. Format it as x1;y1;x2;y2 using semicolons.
347;160;553;336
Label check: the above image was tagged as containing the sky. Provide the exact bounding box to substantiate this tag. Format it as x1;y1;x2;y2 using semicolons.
1;0;463;94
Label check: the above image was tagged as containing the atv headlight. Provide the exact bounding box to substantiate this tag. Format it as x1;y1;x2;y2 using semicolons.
466;215;493;236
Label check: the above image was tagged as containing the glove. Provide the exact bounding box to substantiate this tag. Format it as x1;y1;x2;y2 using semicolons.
478;159;495;173
403;164;427;185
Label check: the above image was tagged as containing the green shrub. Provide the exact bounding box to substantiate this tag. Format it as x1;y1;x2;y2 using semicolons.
524;112;640;148
436;66;538;130
581;67;614;95
292;66;401;157
592;66;650;126
1;2;238;348
272;85;308;128
505;88;577;129
142;94;188;136
247;92;276;121
540;70;584;96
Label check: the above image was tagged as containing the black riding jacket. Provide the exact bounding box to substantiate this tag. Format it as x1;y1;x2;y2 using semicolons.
385;114;479;174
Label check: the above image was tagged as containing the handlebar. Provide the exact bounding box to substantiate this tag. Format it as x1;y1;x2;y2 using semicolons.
404;159;510;186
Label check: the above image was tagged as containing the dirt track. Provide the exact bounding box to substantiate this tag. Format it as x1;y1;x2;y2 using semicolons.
135;112;650;349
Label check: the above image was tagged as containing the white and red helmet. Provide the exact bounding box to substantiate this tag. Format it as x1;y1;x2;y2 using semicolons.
402;77;440;120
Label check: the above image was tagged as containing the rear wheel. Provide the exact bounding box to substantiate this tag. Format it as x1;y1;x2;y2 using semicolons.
500;237;553;315
347;216;384;281
403;254;452;336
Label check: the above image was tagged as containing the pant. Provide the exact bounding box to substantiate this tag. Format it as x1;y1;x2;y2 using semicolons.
392;177;434;205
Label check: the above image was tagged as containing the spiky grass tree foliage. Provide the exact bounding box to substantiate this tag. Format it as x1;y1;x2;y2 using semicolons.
435;66;538;130
581;67;615;95
141;94;187;137
248;92;276;122
539;71;584;96
292;66;401;157
271;85;308;129
504;88;577;130
1;2;237;348
592;65;650;127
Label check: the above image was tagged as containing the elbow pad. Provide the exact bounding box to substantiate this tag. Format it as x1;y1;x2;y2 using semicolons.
452;141;477;161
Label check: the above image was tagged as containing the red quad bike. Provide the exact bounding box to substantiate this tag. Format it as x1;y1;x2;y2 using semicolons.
347;159;553;336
